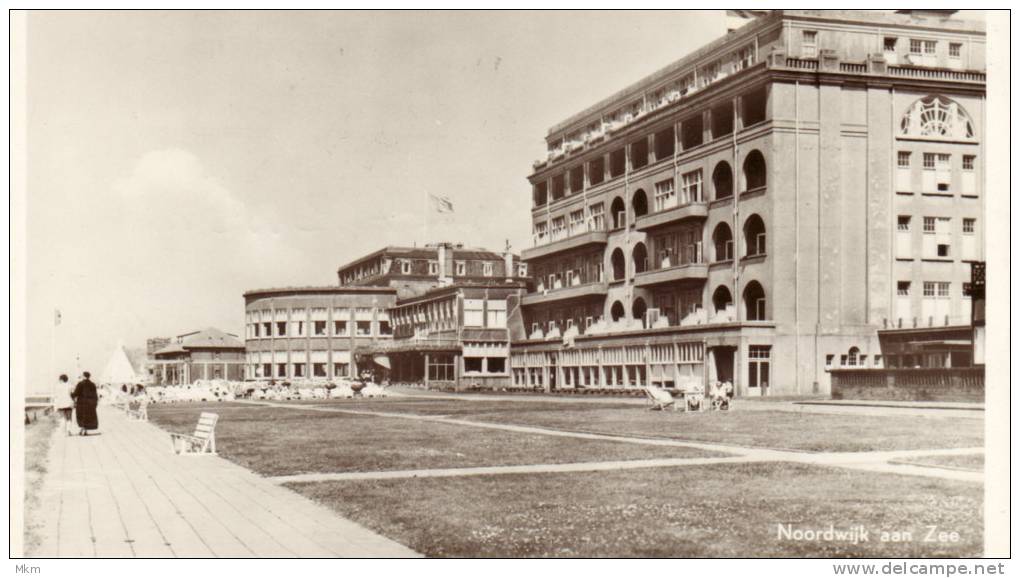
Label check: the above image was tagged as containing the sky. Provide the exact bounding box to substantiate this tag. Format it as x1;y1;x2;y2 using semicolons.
24;10;728;390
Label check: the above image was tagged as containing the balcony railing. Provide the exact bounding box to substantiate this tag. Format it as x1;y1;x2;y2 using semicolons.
830;367;983;402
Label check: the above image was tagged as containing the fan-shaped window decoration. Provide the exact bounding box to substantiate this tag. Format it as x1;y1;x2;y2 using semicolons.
900;95;975;140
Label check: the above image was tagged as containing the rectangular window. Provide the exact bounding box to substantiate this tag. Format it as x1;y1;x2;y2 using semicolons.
455;261;466;276
483;262;493;277
897;216;911;231
313;363;327;378
923;217;936;233
400;260;411;274
937;243;950;258
923;281;936;297
356;321;371;336
550;216;566;241
949;43;962;58
463;299;485;327
588;157;605;186
963;155;975;171
313;320;327;336
897;281;910;296
963;218;975;234
653;178;676;212
897;151;911;168
333;320;348;336
802;30;818;58
680;169;703;204
588;202;605;231
884;37;897;52
428;261;438;275
748;345;771;389
568;209;585;236
922;153;936;170
333;362;349;378
937;282;950;298
276;321;287;337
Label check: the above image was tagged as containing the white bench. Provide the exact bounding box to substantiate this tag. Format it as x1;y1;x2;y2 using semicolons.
126;399;148;421
170;412;219;455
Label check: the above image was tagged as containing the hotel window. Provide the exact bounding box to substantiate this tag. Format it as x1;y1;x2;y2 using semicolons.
896;216;911;259
293;363;305;378
962;155;975;171
962;155;976;195
802;30;818;58
533;221;548;245
428;261;438;275
356;321;372;336
275;321;287;337
884;37;897;52
898;281;911;296
483;262;494;277
313;320;327;336
948;42;962;66
896;151;911;192
588;157;605;186
909;39;937;65
653;178;676;212
735;45;753;70
518;263;528;277
313;363;327;378
897;151;910;168
400;260;411;274
291;317;305;337
333;319;348;336
378;320;392;335
700;60;722;87
333;362;349;377
550;216;566;241
277;364;287;378
748;345;771;389
962;218;977;260
963;218;975;234
455;261;466;276
588;202;605;231
487;300;507;328
568;209;585;236
680;169;703;204
464;299;485;327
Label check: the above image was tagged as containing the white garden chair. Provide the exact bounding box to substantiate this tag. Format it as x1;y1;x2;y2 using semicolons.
170;412;219;455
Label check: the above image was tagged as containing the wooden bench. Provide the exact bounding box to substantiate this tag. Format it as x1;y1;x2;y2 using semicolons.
170;412;219;455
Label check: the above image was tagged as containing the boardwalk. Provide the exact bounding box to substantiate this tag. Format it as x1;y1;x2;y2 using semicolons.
32;406;419;558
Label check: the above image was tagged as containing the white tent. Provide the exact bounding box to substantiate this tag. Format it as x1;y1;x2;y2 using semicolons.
100;344;145;385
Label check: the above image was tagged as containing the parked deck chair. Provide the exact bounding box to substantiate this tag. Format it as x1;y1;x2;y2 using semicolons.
126;399;148;421
684;383;706;412
170;412;219;455
644;385;678;411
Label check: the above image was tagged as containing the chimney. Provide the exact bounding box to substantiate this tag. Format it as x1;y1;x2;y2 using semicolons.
504;250;514;280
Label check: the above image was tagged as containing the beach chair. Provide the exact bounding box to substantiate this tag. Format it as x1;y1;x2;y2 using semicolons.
644;385;678;411
170;412;219;455
683;383;706;412
126;399;148;421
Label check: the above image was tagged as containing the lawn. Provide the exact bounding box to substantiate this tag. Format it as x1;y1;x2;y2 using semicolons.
289;461;983;558
23;415;57;556
147;403;721;477
302;397;985;453
895;453;985;472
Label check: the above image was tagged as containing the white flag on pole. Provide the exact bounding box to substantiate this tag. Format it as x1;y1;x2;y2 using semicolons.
428;193;454;214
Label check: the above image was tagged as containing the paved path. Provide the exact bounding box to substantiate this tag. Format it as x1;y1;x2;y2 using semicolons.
32;407;419;558
243;401;984;484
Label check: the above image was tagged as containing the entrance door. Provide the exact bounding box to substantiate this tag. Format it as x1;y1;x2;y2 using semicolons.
713;347;735;384
748;345;772;397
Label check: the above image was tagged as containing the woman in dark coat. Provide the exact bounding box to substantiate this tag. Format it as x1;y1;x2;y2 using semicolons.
71;371;99;435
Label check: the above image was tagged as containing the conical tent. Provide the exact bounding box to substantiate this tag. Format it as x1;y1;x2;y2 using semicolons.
100;344;144;385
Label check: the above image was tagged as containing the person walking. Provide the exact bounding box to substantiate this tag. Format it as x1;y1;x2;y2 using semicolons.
54;374;75;436
71;371;99;436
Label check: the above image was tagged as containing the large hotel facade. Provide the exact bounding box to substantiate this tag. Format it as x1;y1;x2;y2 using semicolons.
510;10;985;396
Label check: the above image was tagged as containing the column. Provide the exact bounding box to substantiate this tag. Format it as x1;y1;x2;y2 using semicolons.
424;353;430;388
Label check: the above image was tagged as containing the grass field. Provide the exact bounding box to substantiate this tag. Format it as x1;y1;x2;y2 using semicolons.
289;462;983;557
148;403;720;476
147;395;985;558
274;397;983;453
23;415;58;555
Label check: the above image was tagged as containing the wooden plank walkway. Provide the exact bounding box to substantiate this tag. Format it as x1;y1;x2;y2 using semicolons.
32;407;420;558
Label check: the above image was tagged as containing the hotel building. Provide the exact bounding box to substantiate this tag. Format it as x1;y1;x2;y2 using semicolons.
511;10;985;396
244;243;529;387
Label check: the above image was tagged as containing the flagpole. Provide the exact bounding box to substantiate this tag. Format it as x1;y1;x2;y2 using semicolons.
423;191;428;245
50;309;57;407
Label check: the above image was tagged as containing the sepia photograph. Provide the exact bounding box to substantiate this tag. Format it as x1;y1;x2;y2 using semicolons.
8;7;1011;568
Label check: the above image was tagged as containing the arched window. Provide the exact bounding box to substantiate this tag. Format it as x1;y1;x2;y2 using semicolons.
713;161;733;200
611;248;626;281
610;197;626;229
900;95;975;140
742;150;767;191
743;281;767;321
712;285;733;313
846;346;861;367
712;222;734;261
632;189;649;218
632;242;648;274
743;214;766;257
632;297;647;321
610;301;626;322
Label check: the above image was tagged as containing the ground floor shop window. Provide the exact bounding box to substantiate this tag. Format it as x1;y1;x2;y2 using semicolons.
333;362;349;377
313;363;327;377
748;345;771;392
